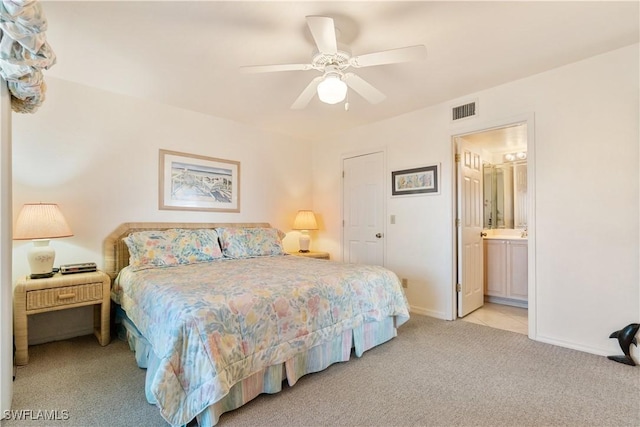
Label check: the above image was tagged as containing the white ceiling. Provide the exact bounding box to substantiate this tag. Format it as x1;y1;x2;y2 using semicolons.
462;123;528;154
41;1;639;141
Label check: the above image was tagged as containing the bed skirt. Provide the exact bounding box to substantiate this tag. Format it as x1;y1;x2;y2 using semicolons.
116;307;399;427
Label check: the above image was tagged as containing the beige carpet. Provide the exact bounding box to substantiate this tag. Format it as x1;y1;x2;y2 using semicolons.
5;314;640;426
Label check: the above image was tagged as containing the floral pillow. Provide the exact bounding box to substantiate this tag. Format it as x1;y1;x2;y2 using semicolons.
123;228;223;270
216;227;285;259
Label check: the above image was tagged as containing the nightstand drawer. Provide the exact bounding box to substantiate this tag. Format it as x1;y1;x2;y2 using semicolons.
26;282;103;311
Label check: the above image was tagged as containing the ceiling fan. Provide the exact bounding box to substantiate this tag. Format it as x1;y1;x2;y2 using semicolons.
240;16;427;110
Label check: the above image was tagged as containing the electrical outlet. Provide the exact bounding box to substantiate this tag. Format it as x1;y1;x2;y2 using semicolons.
401;278;408;288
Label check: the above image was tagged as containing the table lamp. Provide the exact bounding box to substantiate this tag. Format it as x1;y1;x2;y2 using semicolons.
292;210;318;253
13;203;73;279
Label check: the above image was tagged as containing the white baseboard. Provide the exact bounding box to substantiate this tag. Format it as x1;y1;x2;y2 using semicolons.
534;334;611;357
28;326;95;346
409;305;448;320
485;296;528;309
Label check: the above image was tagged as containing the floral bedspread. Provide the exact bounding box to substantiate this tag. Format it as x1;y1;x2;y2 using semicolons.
113;255;410;426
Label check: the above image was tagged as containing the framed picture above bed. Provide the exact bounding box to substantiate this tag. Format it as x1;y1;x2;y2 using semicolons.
159;149;240;212
391;163;439;196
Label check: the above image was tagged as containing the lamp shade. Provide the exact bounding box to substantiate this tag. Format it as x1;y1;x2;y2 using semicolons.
13;203;73;240
292;210;318;231
14;203;73;278
317;75;347;104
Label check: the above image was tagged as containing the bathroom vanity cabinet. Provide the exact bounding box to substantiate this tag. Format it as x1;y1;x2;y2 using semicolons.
484;238;528;305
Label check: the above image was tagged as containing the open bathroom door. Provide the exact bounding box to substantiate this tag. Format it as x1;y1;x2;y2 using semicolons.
456;139;484;317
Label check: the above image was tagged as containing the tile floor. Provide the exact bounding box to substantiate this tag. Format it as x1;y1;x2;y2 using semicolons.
460;302;528;335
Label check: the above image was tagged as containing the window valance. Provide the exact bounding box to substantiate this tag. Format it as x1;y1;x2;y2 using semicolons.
0;0;55;113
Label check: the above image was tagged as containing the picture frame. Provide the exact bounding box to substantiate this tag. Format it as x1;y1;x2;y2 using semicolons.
391;164;439;196
159;149;240;212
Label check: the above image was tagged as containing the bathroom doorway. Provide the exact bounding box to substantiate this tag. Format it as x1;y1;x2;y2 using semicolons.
452;115;535;337
460;302;528;335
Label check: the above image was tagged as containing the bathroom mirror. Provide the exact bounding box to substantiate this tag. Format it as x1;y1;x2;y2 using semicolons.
483;162;528;229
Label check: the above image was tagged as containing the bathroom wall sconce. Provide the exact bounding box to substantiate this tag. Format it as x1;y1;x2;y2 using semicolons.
504;152;527;162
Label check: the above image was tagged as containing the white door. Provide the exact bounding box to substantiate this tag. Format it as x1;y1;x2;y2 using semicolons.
457;139;484;317
343;152;385;266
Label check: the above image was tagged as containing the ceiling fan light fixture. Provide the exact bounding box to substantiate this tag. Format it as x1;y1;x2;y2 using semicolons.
317;75;347;104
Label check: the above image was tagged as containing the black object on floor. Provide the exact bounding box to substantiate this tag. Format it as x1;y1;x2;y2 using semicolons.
607;323;640;366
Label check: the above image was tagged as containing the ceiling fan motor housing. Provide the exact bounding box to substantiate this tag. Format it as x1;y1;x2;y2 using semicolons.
312;44;352;72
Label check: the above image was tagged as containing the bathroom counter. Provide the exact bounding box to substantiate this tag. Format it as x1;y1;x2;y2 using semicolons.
482;229;527;240
483;235;527;240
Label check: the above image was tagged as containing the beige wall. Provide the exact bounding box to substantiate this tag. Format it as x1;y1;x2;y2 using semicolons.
312;44;639;357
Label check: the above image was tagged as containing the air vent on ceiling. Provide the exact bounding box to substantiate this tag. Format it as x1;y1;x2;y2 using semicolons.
452;101;477;121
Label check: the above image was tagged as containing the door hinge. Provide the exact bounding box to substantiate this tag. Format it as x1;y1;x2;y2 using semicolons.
455;153;461;163
342;171;345;178
456;283;461;292
456;218;461;227
342;220;345;227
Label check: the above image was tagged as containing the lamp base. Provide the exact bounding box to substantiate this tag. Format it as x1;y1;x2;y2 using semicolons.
29;272;55;280
298;232;311;253
27;239;56;278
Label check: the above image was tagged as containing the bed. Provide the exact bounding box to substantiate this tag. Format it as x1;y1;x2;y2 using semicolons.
104;222;410;427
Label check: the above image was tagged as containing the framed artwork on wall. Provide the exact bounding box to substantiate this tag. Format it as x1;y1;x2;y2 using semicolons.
391;163;439;196
159;149;240;212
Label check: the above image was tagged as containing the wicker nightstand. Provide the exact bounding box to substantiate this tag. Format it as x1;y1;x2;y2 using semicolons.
287;251;330;260
13;270;111;365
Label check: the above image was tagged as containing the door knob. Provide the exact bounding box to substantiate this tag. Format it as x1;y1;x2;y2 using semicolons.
480;232;487;237
375;233;383;238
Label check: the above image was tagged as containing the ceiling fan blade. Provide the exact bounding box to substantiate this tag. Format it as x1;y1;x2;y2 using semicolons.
240;63;313;74
349;45;427;68
344;73;386;104
306;16;337;54
291;76;323;110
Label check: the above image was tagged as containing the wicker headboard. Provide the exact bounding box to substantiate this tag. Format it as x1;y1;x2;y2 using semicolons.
103;222;271;280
